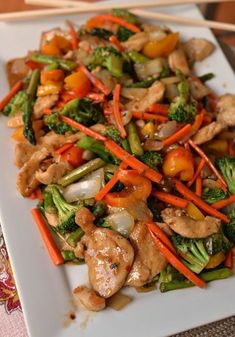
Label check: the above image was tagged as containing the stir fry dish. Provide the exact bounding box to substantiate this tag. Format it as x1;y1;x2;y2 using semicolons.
1;9;235;312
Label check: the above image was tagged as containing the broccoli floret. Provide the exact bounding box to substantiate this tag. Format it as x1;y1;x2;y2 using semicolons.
204;233;233;255
92;201;107;225
90;47;124;77
171;234;210;274
147;196;163;222
43;190;57;214
224;220;235;243
228;208;235;221
61;98;104;126
44;112;74;134
112;8;139;24
89;27;112;41
202;187;228;204
139;152;163;170
216;155;235;194
3;90;26;116
168;81;198;123
77;136;120;165
50;185;79;235
103;126;122;144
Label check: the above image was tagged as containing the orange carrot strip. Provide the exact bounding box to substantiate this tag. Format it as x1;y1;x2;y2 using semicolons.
152;190;189;209
0;80;23;110
146;223;176;253
95;162;128;201
228;139;235;157
43;108;52;115
191;111;204;133
86;14;140;33
175;180;229;223
212;195;235;210
113;84;126;138
31;208;64;266
61;115;107;141
55;143;74;155
148;230;206;288
224;251;233;269
109;35;124;52
132;111;168;123
188;139;227;192
78;62;110;95
148;103;169;115
195;176;202;197
162;124;192;147
66;20;78;50
35;188;44;201
188;158;206;187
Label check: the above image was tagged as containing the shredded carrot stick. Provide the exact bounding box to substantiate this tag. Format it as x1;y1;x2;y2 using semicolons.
228;139;235;157
175;180;229;223
132;111;168;123
162;124;192;147
191;111;204;133
224;251;233;269
148;230;206;288
0;80;23;111
109;35;124;52
31;208;64;266
195;176;202;197
188;139;227;192
148;103;169;115
29;191;37;200
43;108;52;115
66;20;78;50
152;190;189;209
55;143;74;155
113;84;126;138
35;188;44;201
61;115;107;141
212;195;235;210
78;62;110;95
86;14;140;33
188;158;206;187
146;223;176;254
95;162;128;201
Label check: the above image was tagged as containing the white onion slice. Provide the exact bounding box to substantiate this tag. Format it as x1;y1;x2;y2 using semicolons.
105;210;135;237
157;121;177;139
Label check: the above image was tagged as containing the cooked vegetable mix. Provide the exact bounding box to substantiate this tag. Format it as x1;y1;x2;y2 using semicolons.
1;8;234;313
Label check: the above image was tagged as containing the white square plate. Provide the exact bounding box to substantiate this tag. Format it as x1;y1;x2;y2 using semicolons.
0;2;235;337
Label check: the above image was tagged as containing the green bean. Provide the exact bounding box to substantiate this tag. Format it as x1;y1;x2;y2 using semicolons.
61;250;84;263
67;228;84;247
26;68;40;96
127;122;143;156
121;138;131;153
31;53;77;71
128;51;149;64
44;62;59;71
58;158;105;187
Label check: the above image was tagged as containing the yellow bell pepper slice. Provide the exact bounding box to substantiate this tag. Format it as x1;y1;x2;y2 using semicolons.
141;121;155;139
37;83;62;97
187;202;205;221
142;32;179;59
205;252;225;269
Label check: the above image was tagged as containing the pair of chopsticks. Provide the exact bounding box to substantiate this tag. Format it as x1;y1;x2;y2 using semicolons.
1;0;235;33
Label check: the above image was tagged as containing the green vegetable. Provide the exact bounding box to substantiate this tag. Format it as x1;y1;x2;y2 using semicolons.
160;268;233;292
204;233;232;255
92;200;107;219
160;66;170;78
127;122;143;156
59;158;105;187
139;152;163;170
23;69;40;145
31;53;76;71
228;208;235;221
112;8;138;24
121;138;131;153
171;234;210;274
202;187;228;204
61;250;84;263
43;190;57;214
198;73;215;83
66;228;84;247
147;196;163;222
3;91;26;116
103;126;122;144
61;98;104;126
216;155;235;194
90;27;112;40
116;26;134;42
128;51;149;64
224;220;235;243
159;264;185;284
168;81;198;123
44;112;74;134
78;136;120;164
90;47;124;77
127;77;157;88
104;169;124;193
50;185;80;235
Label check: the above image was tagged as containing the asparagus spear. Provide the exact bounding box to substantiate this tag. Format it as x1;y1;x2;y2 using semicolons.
31;53;77;71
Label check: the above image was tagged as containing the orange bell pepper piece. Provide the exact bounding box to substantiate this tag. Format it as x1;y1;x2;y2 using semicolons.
60;145;84;168
162;146;194;181
41;69;65;85
41;35;71;56
64;68;91;98
142;32;179;59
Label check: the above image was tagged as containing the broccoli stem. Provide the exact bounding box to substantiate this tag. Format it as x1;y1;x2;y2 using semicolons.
44;190;57;214
128;51;149;64
31;53;77;71
59;158;105;187
127;122;143;156
160;268;233;292
66;228;84;247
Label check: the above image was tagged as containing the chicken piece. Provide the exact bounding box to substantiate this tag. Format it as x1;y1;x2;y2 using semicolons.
74;240;86;259
216;94;235;127
33;94;59;119
192;121;226;145
73;286;106;312
187;77;210;100
16;147;49;197
161;208;221;238
183;38;214;62
126;222;167;287
35;161;72;185
168;49;190;76
75;207;96;233
123;32;149;51
39;131;81;150
7;113;23;128
6;58;29;87
125;81;165;112
14;142;38;168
